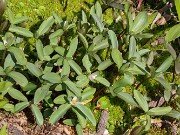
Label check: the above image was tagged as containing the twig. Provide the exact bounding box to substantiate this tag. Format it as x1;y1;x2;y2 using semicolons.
96;110;109;135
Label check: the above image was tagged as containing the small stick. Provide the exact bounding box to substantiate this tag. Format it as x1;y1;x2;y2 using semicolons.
96;110;109;135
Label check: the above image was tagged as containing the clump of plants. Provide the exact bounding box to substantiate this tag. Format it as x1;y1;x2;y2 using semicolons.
0;0;180;134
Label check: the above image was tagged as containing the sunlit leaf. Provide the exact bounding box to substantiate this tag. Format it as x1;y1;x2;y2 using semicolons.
49;104;71;124
128;36;136;59
34;85;50;104
165;23;180;42
14;101;29;112
9;25;33;37
66;36;78;58
156;56;173;73
147;106;172;116
111;48;123;69
75;104;96;126
98;59;113;71
131;11;148;34
8;71;28;87
82;55;92;73
64;79;81;97
54;94;67;104
36;40;44;61
175;0;180;21
134;90;149;112
31;104;44;126
78;32;88;49
37;16;54;37
27;62;42;77
68;60;82;75
8;88;28;102
108;30;118;48
117;92;138;106
94;76;110;87
8;47;27;65
42;72;61;83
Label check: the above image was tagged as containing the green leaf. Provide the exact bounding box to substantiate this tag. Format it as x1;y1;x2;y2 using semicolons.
94;76;110;87
131;11;148;34
72;108;87;128
76;124;83;135
82;10;87;24
31;104;44;126
13;16;29;24
147;106;172;116
81;87;96;101
3;103;14;112
95;1;102;20
8;88;28;101
0;124;7;135
175;54;180;74
108;30;118;48
98;59;113;71
6;8;14;24
43;45;54;56
166;110;180;119
165;44;177;60
53;94;67;104
4;54;15;69
128;36;136;59
34;85;50;104
49;104;71;124
61;59;70;77
68;60;82;75
8;71;28;87
37;16;54;37
9;25;33;37
111;73;134;90
82;55;92;73
92;39;109;52
36;40;44;61
55;46;65;56
165;23;180;42
155;76;171;101
111;48;123;69
66;36;78;58
156;56;173;73
90;13;104;32
63;119;76;126
8;47;27;65
14;101;29;112
134;90;149;112
0;66;5;75
76;75;89;88
49;29;64;45
52;12;63;25
4;32;15;46
42;72;61;83
0;81;12;93
64;79;81;97
27;62;42;77
78;33;88;49
49;29;63;39
23;82;37;91
75;104;96;126
175;0;180;21
134;33;153;39
117;92;138;106
0;42;5;50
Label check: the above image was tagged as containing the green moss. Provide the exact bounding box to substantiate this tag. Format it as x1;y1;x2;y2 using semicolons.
147;126;167;135
7;0;95;27
87;96;124;134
